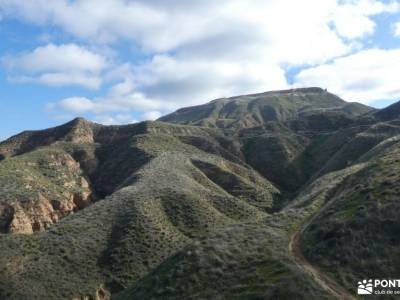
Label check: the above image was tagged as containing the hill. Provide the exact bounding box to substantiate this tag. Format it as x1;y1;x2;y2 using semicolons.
162;87;376;192
0;87;399;300
159;87;374;129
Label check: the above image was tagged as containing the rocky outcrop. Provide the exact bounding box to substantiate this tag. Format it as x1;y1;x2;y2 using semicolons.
64;118;95;144
4;188;93;234
1;172;93;234
72;287;110;300
0;146;97;234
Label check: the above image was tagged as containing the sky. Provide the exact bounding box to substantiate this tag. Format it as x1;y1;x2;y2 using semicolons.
1;0;400;140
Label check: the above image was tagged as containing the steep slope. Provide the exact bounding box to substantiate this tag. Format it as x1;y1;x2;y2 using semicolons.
114;156;367;300
0;118;96;159
114;92;400;300
0;147;94;233
1;87;399;300
0;120;282;300
0;120;239;233
0;119;151;233
115;223;333;300
374;100;400;121
161;87;375;193
300;137;400;299
159;87;374;129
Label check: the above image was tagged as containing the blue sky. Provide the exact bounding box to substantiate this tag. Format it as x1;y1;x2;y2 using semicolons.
1;0;400;140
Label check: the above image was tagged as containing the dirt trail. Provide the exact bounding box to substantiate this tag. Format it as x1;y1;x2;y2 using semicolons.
289;215;357;300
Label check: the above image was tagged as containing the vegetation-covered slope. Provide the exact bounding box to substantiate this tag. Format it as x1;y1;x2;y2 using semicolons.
161;87;376;193
301;137;400;299
0;88;399;300
159;87;373;129
0;120;281;299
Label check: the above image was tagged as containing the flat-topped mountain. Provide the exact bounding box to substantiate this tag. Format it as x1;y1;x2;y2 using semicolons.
159;87;375;129
1;87;400;300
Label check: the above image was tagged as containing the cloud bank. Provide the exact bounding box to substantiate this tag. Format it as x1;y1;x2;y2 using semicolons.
1;0;399;123
3;44;107;89
295;48;400;103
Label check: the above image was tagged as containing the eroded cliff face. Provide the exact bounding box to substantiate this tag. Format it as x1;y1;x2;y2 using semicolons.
5;188;92;234
1;90;400;300
72;287;110;300
1;181;93;234
0;119;159;235
0;150;95;234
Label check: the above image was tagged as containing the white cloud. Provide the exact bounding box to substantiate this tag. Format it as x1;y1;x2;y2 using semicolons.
94;114;138;125
48;55;289;117
2;43;107;88
394;22;400;36
142;111;162;121
135;55;289;103
2;0;400;122
54;97;95;113
1;1;395;55
0;0;202;50
13;72;102;89
294;48;400;103
332;0;399;39
47;73;173;115
3;43;106;73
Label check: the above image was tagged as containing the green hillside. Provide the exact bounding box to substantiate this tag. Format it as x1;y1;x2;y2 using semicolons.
0;88;399;300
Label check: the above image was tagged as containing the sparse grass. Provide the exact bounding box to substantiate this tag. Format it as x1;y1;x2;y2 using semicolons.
0;92;398;300
0;120;284;299
301;148;400;298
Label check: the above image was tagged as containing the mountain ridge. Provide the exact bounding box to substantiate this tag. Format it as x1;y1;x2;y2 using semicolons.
159;87;375;129
1;87;400;299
